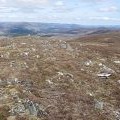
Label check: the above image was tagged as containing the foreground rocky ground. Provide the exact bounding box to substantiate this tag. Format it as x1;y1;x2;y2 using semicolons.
0;31;120;120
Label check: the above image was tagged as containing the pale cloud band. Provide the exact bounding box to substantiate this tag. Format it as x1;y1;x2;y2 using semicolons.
0;0;119;25
90;17;120;22
99;6;118;12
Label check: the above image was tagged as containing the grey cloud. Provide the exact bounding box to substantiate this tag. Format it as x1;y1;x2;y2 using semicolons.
0;0;49;14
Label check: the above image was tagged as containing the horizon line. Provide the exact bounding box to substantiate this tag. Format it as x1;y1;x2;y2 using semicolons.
0;21;120;27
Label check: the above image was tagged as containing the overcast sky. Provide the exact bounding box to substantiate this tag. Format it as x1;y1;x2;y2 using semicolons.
0;0;120;25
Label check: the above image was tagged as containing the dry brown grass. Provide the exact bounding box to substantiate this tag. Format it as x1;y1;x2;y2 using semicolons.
0;31;120;120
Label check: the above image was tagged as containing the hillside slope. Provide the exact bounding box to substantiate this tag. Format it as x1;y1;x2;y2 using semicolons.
0;31;120;120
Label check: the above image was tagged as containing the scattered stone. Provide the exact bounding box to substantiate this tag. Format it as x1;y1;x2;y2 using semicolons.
97;65;115;79
85;60;93;66
0;54;4;58
36;55;40;58
57;72;64;76
95;100;104;110
9;104;25;115
32;48;36;52
21;43;26;45
102;65;115;74
114;60;120;64
98;63;103;66
66;73;73;78
24;99;46;117
24;52;29;56
60;42;67;49
46;79;53;85
118;80;120;84
97;73;111;79
113;110;120;120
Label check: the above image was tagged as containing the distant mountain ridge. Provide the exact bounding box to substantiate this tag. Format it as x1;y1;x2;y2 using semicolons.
0;22;119;37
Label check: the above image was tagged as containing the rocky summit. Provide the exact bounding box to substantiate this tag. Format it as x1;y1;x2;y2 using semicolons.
0;30;120;120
